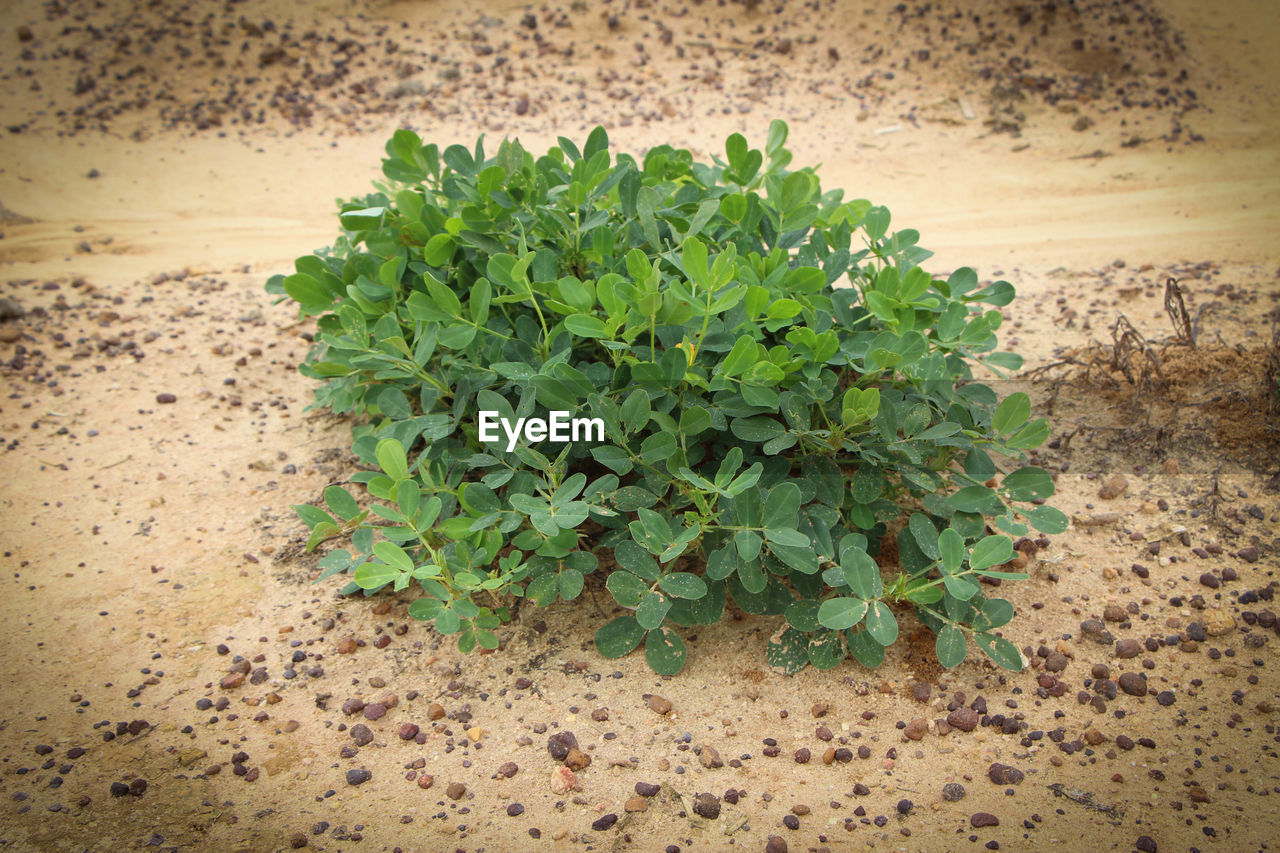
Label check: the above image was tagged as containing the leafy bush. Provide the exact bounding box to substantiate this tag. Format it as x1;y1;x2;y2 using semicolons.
270;122;1065;675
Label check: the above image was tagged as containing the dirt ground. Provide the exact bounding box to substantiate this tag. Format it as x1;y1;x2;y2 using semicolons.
0;0;1278;851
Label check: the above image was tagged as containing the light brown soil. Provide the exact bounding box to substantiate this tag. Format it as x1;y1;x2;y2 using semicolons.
1;0;1277;851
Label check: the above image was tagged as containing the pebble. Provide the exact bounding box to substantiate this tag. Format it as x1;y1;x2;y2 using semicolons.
1118;672;1147;696
941;782;966;802
349;724;373;747
1203;609;1236;636
987;763;1024;785
625;796;648;812
155;392;177;404
1098;474;1128;499
446;782;466;800
507;802;524;817
547;731;579;762
947;707;979;732
971;812;999;828
397;723;419;740
793;747;811;764
635;781;660;797
693;793;721;819
591;813;618;831
765;836;788;853
497;761;518;778
645;694;673;715
345;769;371;786
896;798;913;815
1135;836;1157;852
563;748;592;771
699;745;723;768
1115;639;1141;658
362;703;386;721
904;718;928;740
550;766;578;795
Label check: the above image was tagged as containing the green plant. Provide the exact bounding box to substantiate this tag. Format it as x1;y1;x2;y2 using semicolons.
270;122;1065;675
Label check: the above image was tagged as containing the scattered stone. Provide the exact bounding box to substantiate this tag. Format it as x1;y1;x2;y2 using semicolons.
446;781;466;800
563;748;591;771
693;792;721;819
155;393;177;404
497;761;519;778
1118;672;1147;696
644;694;673;715
1044;651;1069;672
507;802;525;817
987;763;1024;785
699;745;723;768
1203;609;1236;636
1135;836;1157;853
635;781;660;797
550;766;578;795
765;836;788;853
397;723;419;740
1098;474;1128;499
591;813;618;831
904;718;928;740
349;724;373;747
547;731;579;762
625;795;648;812
1115;639;1141;659
941;782;966;802
345;769;371;786
971;812;999;828
947;707;979;732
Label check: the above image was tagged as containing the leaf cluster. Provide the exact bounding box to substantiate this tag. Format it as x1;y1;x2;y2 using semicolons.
272;122;1063;674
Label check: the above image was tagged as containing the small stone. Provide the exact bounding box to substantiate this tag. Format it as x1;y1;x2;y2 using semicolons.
109;782;129;797
904;718;928;740
446;782;466;800
635;781;660;797
1118;672;1147;696
1136;836;1157;853
563;748;591;771
1103;604;1127;623
550;766;578;794
1115;639;1141;659
987;763;1024;785
427;703;445;720
765;836;788;853
591;813;618;831
941;782;966;802
349;724;373;746
1044;651;1068;672
947;707;979;732
1098;474;1128;500
1084;728;1106;746
971;812;999;828
693;793;721;819
362;703;386;721
345;769;371;786
645;694;673;715
624;795;649;813
341;698;365;716
699;745;723;768
416;774;434;789
497;761;518;778
896;799;913;815
547;731;579;762
155;393;177;404
1203;609;1236;636
507;802;524;817
397;723;419;740
793;748;811;764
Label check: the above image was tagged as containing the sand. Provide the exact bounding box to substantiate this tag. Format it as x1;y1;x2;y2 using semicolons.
0;0;1277;850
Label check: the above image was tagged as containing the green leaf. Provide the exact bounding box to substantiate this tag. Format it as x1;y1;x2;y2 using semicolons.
864;600;898;645
908;512;939;560
615;540;660;581
559;569;585;601
1007;418;1051;449
564;314;608;338
354;561;401;590
935;624;966;669
606;570;648;608
993;392;1030;435
324;486;360;520
1025;505;1069;534
644;627;687;675
841;548;881;600
1001;467;1054;501
973;632;1023;671
817;597;868;631
764;528;809;548
938;528;964;573
372;540;414;573
595;615;645;658
766;627;810;675
375;438;409;481
636;591;671;629
969;535;1014;571
847;628;885;669
735;530;763;561
659;572;707;599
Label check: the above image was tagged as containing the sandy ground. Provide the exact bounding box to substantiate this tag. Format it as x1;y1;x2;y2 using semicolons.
0;0;1278;851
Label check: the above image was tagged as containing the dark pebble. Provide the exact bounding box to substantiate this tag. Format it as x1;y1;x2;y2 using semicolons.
693;793;720;819
765;836;788;853
636;781;660;797
155;393;177;404
782;814;800;830
109;782;129;797
1136;836;1157;852
345;769;371;786
1115;639;1141;659
591;813;618;831
1118;672;1147;696
547;731;579;762
507;802;524;817
897;799;913;815
987;763;1024;785
942;782;966;802
971;812;999;828
349;724;373;747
